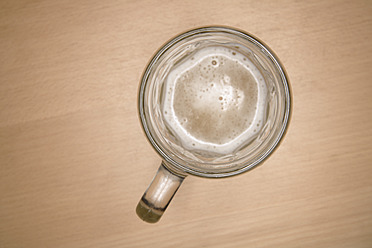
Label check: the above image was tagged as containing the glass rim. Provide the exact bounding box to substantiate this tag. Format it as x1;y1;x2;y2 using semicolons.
138;26;292;178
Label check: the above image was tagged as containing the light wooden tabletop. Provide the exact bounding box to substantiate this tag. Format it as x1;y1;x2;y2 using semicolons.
1;1;372;247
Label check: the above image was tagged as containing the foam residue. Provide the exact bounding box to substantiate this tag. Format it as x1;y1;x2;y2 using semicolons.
162;46;267;155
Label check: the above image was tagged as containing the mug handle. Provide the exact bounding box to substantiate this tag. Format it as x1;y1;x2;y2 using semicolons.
136;162;186;223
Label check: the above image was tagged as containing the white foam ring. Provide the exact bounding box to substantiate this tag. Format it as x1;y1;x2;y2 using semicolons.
162;46;267;155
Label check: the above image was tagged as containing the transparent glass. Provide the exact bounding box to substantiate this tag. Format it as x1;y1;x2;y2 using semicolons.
137;26;291;223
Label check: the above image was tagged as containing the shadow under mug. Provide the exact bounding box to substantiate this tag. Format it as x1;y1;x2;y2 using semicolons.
136;26;291;223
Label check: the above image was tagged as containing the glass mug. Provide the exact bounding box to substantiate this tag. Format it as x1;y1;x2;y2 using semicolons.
136;26;291;223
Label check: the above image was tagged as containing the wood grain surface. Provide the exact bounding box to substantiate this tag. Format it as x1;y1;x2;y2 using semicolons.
1;0;372;247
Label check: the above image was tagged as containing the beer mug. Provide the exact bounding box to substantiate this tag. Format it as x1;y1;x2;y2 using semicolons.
136;26;291;223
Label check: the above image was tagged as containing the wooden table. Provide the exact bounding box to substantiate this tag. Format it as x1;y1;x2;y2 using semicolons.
1;1;371;247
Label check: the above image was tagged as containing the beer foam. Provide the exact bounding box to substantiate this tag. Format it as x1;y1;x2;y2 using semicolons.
162;46;267;155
